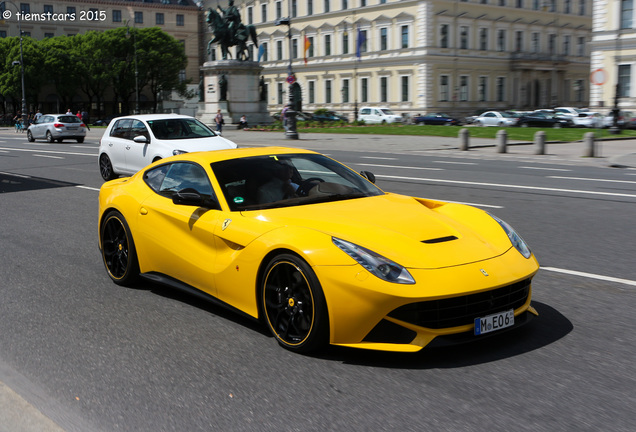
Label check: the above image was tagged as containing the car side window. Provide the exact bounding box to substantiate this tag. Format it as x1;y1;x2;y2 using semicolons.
130;120;149;141
145;162;216;200
110;119;132;139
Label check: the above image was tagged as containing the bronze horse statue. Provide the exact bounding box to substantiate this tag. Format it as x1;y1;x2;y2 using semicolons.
206;6;258;61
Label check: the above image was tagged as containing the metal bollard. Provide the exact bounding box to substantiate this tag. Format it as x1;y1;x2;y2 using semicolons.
583;132;596;157
534;131;546;155
459;128;470;151
496;129;507;153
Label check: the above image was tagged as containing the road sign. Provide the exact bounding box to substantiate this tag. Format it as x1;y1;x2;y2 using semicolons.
590;68;606;86
286;75;296;85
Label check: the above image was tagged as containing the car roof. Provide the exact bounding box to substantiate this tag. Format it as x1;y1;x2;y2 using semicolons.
111;114;197;121
153;146;319;166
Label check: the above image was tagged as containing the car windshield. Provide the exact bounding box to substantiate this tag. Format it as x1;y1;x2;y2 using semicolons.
148;118;217;140
212;153;384;211
58;115;82;123
380;109;395;115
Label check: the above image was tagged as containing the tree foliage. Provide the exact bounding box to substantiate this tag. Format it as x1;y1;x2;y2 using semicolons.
0;27;188;116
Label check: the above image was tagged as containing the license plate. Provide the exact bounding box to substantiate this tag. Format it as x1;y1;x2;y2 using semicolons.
474;309;514;335
67;127;78;130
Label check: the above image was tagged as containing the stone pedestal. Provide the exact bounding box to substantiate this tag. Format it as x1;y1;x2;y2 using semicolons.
197;60;271;127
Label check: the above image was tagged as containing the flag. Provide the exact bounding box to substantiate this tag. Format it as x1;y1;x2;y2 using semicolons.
303;35;311;64
257;44;265;62
356;27;366;59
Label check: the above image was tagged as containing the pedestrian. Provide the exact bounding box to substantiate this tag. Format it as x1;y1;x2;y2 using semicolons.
34;109;42;122
66;108;72;114
81;109;90;130
215;109;224;133
281;104;290;131
239;115;248;130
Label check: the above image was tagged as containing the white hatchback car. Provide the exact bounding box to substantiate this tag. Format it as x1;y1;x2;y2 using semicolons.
98;114;237;181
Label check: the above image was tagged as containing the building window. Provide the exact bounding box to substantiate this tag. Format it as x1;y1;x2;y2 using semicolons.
44;32;54;38
479;28;488;50
361;0;366;6
619;64;631;97
326;80;332;103
308;0;313;15
549;34;556;54
176;14;184;26
292;38;298;58
440;24;449;48
20;3;29;13
531;32;539;53
579;0;585;15
496;77;505;102
532;0;539;9
278;82;284;104
515;31;523;51
575;79;585;102
460;76;469;101
516;0;524;7
478;77;487;102
261;42;269;61
292;0;297;17
343;32;349;54
113;10;121;23
621;0;633;29
342;79;349;103
134;11;143;24
44;4;53;13
577;36;585;56
440;75;449;101
309;81;315;103
401;25;409;48
324;0;330;13
342;0;348;10
563;35;571;55
401;76;409;102
380;0;386;3
0;31;7;38
308;36;314;57
359;30;367;53
380;77;388;103
179;69;186;82
460;26;469;49
262;4;267;23
156;13;164;25
277;40;283;60
564;0;571;13
325;35;331;56
361;78;368;103
380;28;388;51
276;1;282;19
497;29;506;52
247;6;253;24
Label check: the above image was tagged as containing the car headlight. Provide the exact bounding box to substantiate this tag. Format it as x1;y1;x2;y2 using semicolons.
332;237;415;284
172;149;188;156
489;214;532;259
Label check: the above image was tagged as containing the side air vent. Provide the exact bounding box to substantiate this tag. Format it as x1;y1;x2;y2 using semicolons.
422;235;458;244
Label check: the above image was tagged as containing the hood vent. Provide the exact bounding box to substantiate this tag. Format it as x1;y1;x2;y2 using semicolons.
422;235;458;244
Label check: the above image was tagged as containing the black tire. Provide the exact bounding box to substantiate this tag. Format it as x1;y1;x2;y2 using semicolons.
521;123;529;127
76;138;84;143
100;211;140;286
26;130;35;142
99;154;117;181
46;131;54;143
261;254;329;353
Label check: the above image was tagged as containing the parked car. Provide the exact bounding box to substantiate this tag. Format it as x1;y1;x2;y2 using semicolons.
473;111;519;127
98;146;538;353
26;113;87;143
572;112;604;128
554;107;589;118
312;110;348;122
515;112;574;128
98;114;237;181
358;107;403;124
272;111;313;122
413;112;462;126
603;111;633;128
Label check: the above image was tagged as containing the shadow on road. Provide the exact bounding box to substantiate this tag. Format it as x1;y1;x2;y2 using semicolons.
0;172;79;194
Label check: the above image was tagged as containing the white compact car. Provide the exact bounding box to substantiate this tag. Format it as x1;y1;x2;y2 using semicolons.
473;111;519;127
98;114;237;181
572;112;603;128
358;107;403;124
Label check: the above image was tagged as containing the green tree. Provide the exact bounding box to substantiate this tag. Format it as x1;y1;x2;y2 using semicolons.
75;31;116;119
41;36;81;111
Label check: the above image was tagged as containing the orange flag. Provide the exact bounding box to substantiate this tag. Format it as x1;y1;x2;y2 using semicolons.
304;35;311;64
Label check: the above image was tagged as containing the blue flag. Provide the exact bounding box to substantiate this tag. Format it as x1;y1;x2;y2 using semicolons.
356;28;366;59
257;44;265;62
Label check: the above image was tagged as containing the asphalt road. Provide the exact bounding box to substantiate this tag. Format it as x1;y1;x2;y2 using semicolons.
0;128;635;431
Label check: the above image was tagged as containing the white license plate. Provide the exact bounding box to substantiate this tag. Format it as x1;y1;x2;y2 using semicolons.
474;309;514;335
67;127;78;130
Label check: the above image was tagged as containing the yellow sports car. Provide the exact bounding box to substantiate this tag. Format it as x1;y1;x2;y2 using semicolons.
98;147;539;353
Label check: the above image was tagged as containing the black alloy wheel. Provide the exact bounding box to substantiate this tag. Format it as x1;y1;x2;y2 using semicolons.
100;154;117;181
100;211;139;286
26;130;35;142
261;254;328;353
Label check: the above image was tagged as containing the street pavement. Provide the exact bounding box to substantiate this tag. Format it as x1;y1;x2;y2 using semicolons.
1;126;635;431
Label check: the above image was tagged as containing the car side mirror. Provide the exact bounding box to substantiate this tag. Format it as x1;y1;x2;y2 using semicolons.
172;188;220;210
360;170;376;184
133;135;148;143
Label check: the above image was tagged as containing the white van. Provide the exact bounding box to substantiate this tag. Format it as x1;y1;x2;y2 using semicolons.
358;107;403;124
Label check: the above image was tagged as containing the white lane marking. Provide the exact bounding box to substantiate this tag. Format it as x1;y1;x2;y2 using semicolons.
71;145;97;149
519;166;571;172
542;267;636;287
375;174;636;199
0;150;9;153
548;175;636;185
33;154;64;159
433;160;476;165
352;163;444;171
76;185;100;191
0;146;96;157
361;156;398;160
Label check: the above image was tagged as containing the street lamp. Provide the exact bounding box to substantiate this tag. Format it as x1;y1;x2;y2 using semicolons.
275;4;298;140
1;1;27;118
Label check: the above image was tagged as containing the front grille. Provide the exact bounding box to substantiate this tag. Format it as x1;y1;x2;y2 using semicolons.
388;278;531;329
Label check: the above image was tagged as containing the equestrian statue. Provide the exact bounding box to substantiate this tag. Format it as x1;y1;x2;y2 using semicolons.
207;0;259;61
